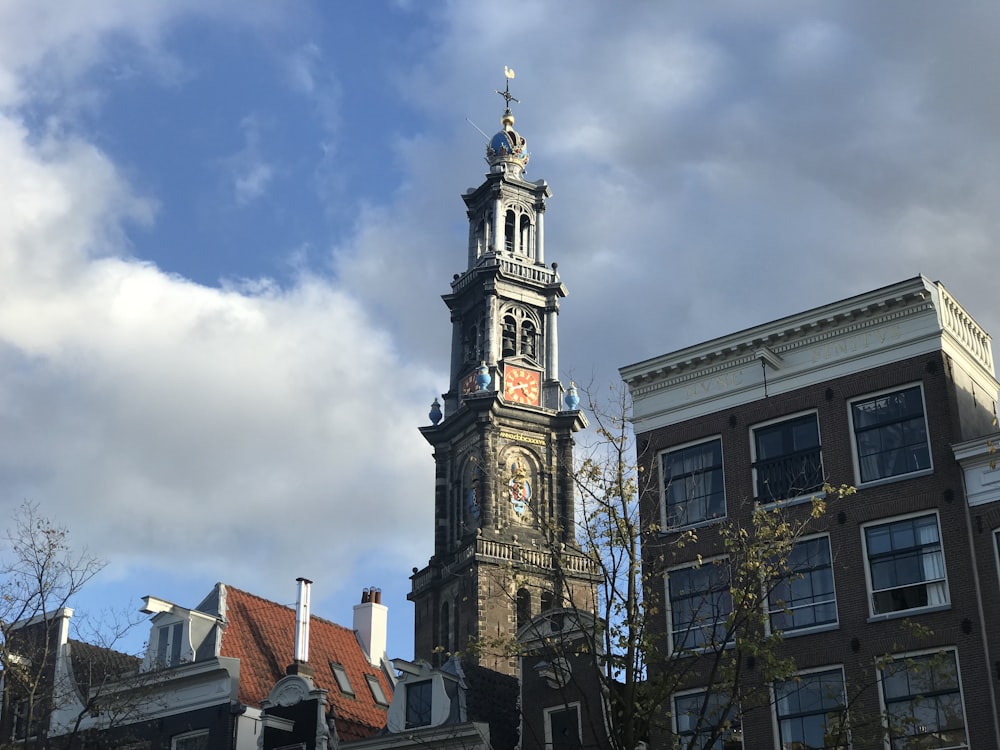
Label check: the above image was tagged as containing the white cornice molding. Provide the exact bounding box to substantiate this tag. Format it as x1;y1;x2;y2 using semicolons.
622;276;997;432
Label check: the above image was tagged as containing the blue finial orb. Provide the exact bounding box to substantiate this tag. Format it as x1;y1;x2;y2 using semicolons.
429;397;443;425
475;362;491;392
564;381;580;411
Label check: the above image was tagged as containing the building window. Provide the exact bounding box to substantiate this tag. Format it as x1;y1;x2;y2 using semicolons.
155;621;184;667
880;650;967;749
851;385;931;483
545;704;582;750
673;690;741;750
774;668;848;749
661;438;725;527
752;413;823;502
864;513;947;616
330;662;353;695
366;674;389;706
171;731;209;750
668;558;732;652
405;680;433;729
768;536;837;633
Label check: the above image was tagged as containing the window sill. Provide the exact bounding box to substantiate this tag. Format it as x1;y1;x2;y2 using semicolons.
770;621;839;639
867;603;950;623
659;517;726;536
857;467;934;489
668;641;735;658
757;491;826;510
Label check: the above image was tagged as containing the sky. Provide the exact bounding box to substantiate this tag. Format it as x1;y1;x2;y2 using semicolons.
1;1;999;664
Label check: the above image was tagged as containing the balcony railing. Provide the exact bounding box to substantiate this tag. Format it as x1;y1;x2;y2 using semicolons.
411;537;599;594
754;448;824;502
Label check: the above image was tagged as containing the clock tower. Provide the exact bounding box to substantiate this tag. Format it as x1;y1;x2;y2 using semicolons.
410;77;598;676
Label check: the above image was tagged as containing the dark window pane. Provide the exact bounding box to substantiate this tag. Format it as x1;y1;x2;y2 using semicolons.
406;680;433;728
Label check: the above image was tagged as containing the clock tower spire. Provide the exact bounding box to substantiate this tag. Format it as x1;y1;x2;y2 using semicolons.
410;72;597;676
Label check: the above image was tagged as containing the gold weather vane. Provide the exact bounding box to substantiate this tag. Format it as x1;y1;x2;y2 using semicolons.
496;66;519;109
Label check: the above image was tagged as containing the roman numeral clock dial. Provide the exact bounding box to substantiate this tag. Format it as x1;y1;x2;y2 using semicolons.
503;365;541;406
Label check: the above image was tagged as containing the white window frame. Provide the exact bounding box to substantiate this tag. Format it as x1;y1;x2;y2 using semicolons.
154;619;187;668
766;533;838;636
750;410;825;505
672;687;741;750
861;511;949;619
543;702;582;750
659;435;726;530
771;665;848;750
666;555;733;655
877;648;968;750
171;730;209;750
848;383;933;486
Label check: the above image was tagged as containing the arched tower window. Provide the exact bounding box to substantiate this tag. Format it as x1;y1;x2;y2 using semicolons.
463;318;483;366
440;601;451;654
499;306;541;363
520;320;537;359
516;588;531;629
475;219;485;257
519;214;532;259
502;316;517;358
463;457;481;532
504;210;516;252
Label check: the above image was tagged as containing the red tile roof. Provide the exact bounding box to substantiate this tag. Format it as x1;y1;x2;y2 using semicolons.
218;585;391;742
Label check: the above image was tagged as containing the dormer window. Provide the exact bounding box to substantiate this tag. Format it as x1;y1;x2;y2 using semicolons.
156;622;184;667
405;680;433;728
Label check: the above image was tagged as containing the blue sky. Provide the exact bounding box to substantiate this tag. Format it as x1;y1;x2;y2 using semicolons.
2;1;1000;664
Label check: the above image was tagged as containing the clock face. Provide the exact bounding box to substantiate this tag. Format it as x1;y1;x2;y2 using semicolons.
460;371;480;401
503;366;541;406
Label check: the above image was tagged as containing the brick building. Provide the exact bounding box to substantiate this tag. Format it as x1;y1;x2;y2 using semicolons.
621;276;999;749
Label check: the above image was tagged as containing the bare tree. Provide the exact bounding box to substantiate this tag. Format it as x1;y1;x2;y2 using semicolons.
509;385;857;750
0;502;149;749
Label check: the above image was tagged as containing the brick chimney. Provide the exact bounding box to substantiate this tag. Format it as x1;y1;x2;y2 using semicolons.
353;586;388;667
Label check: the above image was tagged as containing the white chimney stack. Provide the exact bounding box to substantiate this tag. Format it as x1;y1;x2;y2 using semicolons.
294;577;312;664
354;586;388;667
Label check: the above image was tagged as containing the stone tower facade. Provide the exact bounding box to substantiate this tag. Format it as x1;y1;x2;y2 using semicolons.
409;83;597;676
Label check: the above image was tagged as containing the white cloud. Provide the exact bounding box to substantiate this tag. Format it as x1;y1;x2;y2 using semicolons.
0;2;437;612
